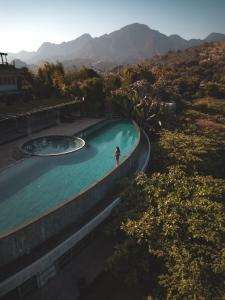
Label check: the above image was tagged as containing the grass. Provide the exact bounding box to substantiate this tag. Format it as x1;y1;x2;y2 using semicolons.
183;97;225;129
192;97;225;114
195;118;225;131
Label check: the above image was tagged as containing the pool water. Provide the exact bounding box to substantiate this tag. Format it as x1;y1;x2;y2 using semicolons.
21;135;85;156
0;120;139;235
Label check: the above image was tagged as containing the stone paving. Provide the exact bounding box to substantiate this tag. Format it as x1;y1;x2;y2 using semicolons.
0;118;104;170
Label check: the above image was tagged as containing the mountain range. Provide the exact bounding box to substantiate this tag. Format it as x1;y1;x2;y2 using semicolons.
8;23;225;70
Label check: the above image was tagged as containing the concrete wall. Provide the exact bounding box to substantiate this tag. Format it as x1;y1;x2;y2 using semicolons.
0;121;141;267
0;84;18;92
0;197;121;298
0;127;150;299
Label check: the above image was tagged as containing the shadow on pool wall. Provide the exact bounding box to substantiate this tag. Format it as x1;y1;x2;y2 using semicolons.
0;120;141;268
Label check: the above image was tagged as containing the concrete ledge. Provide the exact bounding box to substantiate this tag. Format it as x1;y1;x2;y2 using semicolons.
0;127;151;298
0;197;120;297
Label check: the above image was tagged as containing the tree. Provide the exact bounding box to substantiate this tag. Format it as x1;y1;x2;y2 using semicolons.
206;82;225;99
104;75;122;94
79;66;100;80
122;67;139;86
154;128;225;177
108;167;225;299
175;76;200;99
80;77;105;113
139;66;156;84
106;94;132;117
52;63;65;92
36;62;66;97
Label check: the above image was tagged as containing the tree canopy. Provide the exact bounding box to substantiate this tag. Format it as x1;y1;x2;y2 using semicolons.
107;167;225;299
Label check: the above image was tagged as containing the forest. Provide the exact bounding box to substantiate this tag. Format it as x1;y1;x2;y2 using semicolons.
85;41;225;299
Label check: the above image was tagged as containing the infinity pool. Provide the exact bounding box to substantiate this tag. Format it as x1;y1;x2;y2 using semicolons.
0;120;139;236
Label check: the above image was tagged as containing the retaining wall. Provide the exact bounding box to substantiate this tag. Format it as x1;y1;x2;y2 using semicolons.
0;126;150;299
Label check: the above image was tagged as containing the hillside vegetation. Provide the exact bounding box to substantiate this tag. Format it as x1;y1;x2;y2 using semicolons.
80;41;225;300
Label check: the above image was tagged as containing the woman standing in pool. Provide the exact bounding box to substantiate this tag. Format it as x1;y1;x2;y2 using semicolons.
114;146;121;167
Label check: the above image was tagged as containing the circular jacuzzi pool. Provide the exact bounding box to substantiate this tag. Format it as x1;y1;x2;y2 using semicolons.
20;135;85;156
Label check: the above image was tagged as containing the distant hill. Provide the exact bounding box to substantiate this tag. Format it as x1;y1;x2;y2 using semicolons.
8;50;35;64
8;23;225;69
146;40;225;76
10;59;28;69
204;32;225;43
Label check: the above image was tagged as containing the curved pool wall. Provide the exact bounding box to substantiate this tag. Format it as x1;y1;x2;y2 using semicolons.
0;120;142;267
0;128;150;298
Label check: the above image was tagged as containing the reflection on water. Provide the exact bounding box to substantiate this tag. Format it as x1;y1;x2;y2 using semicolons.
22;135;84;155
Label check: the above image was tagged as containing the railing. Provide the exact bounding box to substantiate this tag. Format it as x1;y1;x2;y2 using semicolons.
0;102;81;144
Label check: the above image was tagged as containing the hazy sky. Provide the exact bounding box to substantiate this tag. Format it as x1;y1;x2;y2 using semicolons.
1;0;225;53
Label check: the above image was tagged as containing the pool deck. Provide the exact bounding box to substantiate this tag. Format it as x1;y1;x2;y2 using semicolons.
0;118;104;170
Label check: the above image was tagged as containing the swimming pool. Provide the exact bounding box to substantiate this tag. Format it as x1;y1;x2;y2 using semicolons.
0;120;139;236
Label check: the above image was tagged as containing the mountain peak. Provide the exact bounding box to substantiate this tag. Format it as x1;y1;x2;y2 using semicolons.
8;24;225;68
37;42;55;52
169;34;182;39
119;23;151;32
76;33;92;40
205;32;225;42
124;22;150;28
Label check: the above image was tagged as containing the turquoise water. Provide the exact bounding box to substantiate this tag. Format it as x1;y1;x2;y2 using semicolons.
0;120;138;236
21;135;85;156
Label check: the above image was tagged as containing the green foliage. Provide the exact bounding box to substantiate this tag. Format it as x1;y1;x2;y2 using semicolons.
157;129;213;169
104;74;122;94
79;66;100;80
175;76;200;99
80;77;105;112
193;98;225;115
120;65;156;87
107;239;150;287
10;64;107;113
106;77;225;299
13;41;225;118
108;167;225;299
151;127;225;178
106;94;133;117
121;67;139;86
36;62;66;98
139;67;156;83
205;82;225;98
